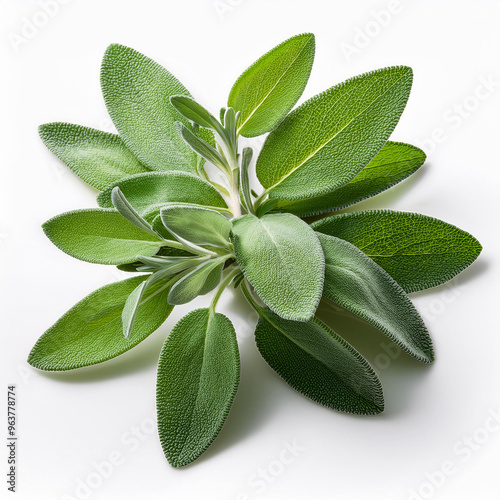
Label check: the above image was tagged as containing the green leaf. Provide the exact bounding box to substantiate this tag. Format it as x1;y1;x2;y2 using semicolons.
39;123;149;190
256;66;413;201
317;233;434;363
231;213;324;321
160;206;231;249
156;308;239;467
43;208;164;265
228;33;315;137
121;280;148;339
239;147;253;213
167;259;224;305
312;210;482;293
275;142;425;217
254;308;383;414
101;44;198;172
28;276;173;371
97;171;228;217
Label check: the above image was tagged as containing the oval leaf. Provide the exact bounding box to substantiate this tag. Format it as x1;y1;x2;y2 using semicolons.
101;44;197;172
228;33;315;138
43;208;164;265
28;276;173;371
255;308;384;414
312;210;482;293
231;213;324;321
256;66;413;200
156;309;240;467
317;233;434;363
275;141;425;216
39;123;149;190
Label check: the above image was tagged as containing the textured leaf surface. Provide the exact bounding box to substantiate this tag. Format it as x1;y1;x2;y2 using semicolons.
28;276;173;370
101;44;197;172
97;172;227;217
157;309;239;467
312;210;482;293
317;233;433;363
232;213;324;321
275;142;425;216
228;33;315;137
43;209;163;265
39;123;149;190
255;308;383;414
256;66;413;200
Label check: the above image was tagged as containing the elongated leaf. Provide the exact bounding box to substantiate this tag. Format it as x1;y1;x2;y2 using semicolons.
312;210;482;293
43;209;164;265
121;280;148;339
28;276;173;370
157;308;239;467
170;96;225;136
231;213;324;321
256;66;413;200
97;171;228;217
39;123;149;190
228;33;315;137
239;147;253;212
160;206;231;248
254;308;383;414
101;44;197;172
317;233;433;363
275;142;425;216
167;260;224;305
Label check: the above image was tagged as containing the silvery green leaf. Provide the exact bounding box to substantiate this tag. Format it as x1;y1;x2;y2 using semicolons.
122;281;148;339
239;147;253;212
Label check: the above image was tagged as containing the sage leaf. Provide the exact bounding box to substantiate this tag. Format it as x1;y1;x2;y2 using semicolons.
312;210;482;293
254;308;384;414
101;44;198;172
28;276;173;370
275;142;425;216
121;281;148;339
97;171;228;217
43;208;164;265
228;33;315;137
256;66;413;200
156;309;239;467
239;147;253;213
160;206;231;249
39;123;149;190
231;213;324;321
317;233;434;363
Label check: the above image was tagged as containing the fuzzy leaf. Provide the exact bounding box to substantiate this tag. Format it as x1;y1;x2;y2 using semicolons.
170;96;225;136
156;308;239;467
275;142;425;216
317;233;434;363
43;208;164;265
228;33;315;137
312;210;482;293
254;308;384;414
256;66;413;200
28;276;173;371
101;44;198;172
232;213;324;321
39;123;149;190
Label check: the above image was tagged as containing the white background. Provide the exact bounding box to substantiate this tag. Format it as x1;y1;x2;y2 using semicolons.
1;1;499;499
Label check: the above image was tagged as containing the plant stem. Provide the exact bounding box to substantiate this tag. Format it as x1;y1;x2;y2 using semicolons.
209;266;240;312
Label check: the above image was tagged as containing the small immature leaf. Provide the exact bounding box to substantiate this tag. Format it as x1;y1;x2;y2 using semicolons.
255;308;384;414
239;147;253;213
101;44;198;172
39;123;149;190
157;308;240;467
122;281;148;339
317;233;434;363
160;206;231;248
28;276;173;370
43;208;164;265
228;33;315;137
97;171;228;217
231;213;324;321
312;210;482;293
256;66;413;200
275;142;425;217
